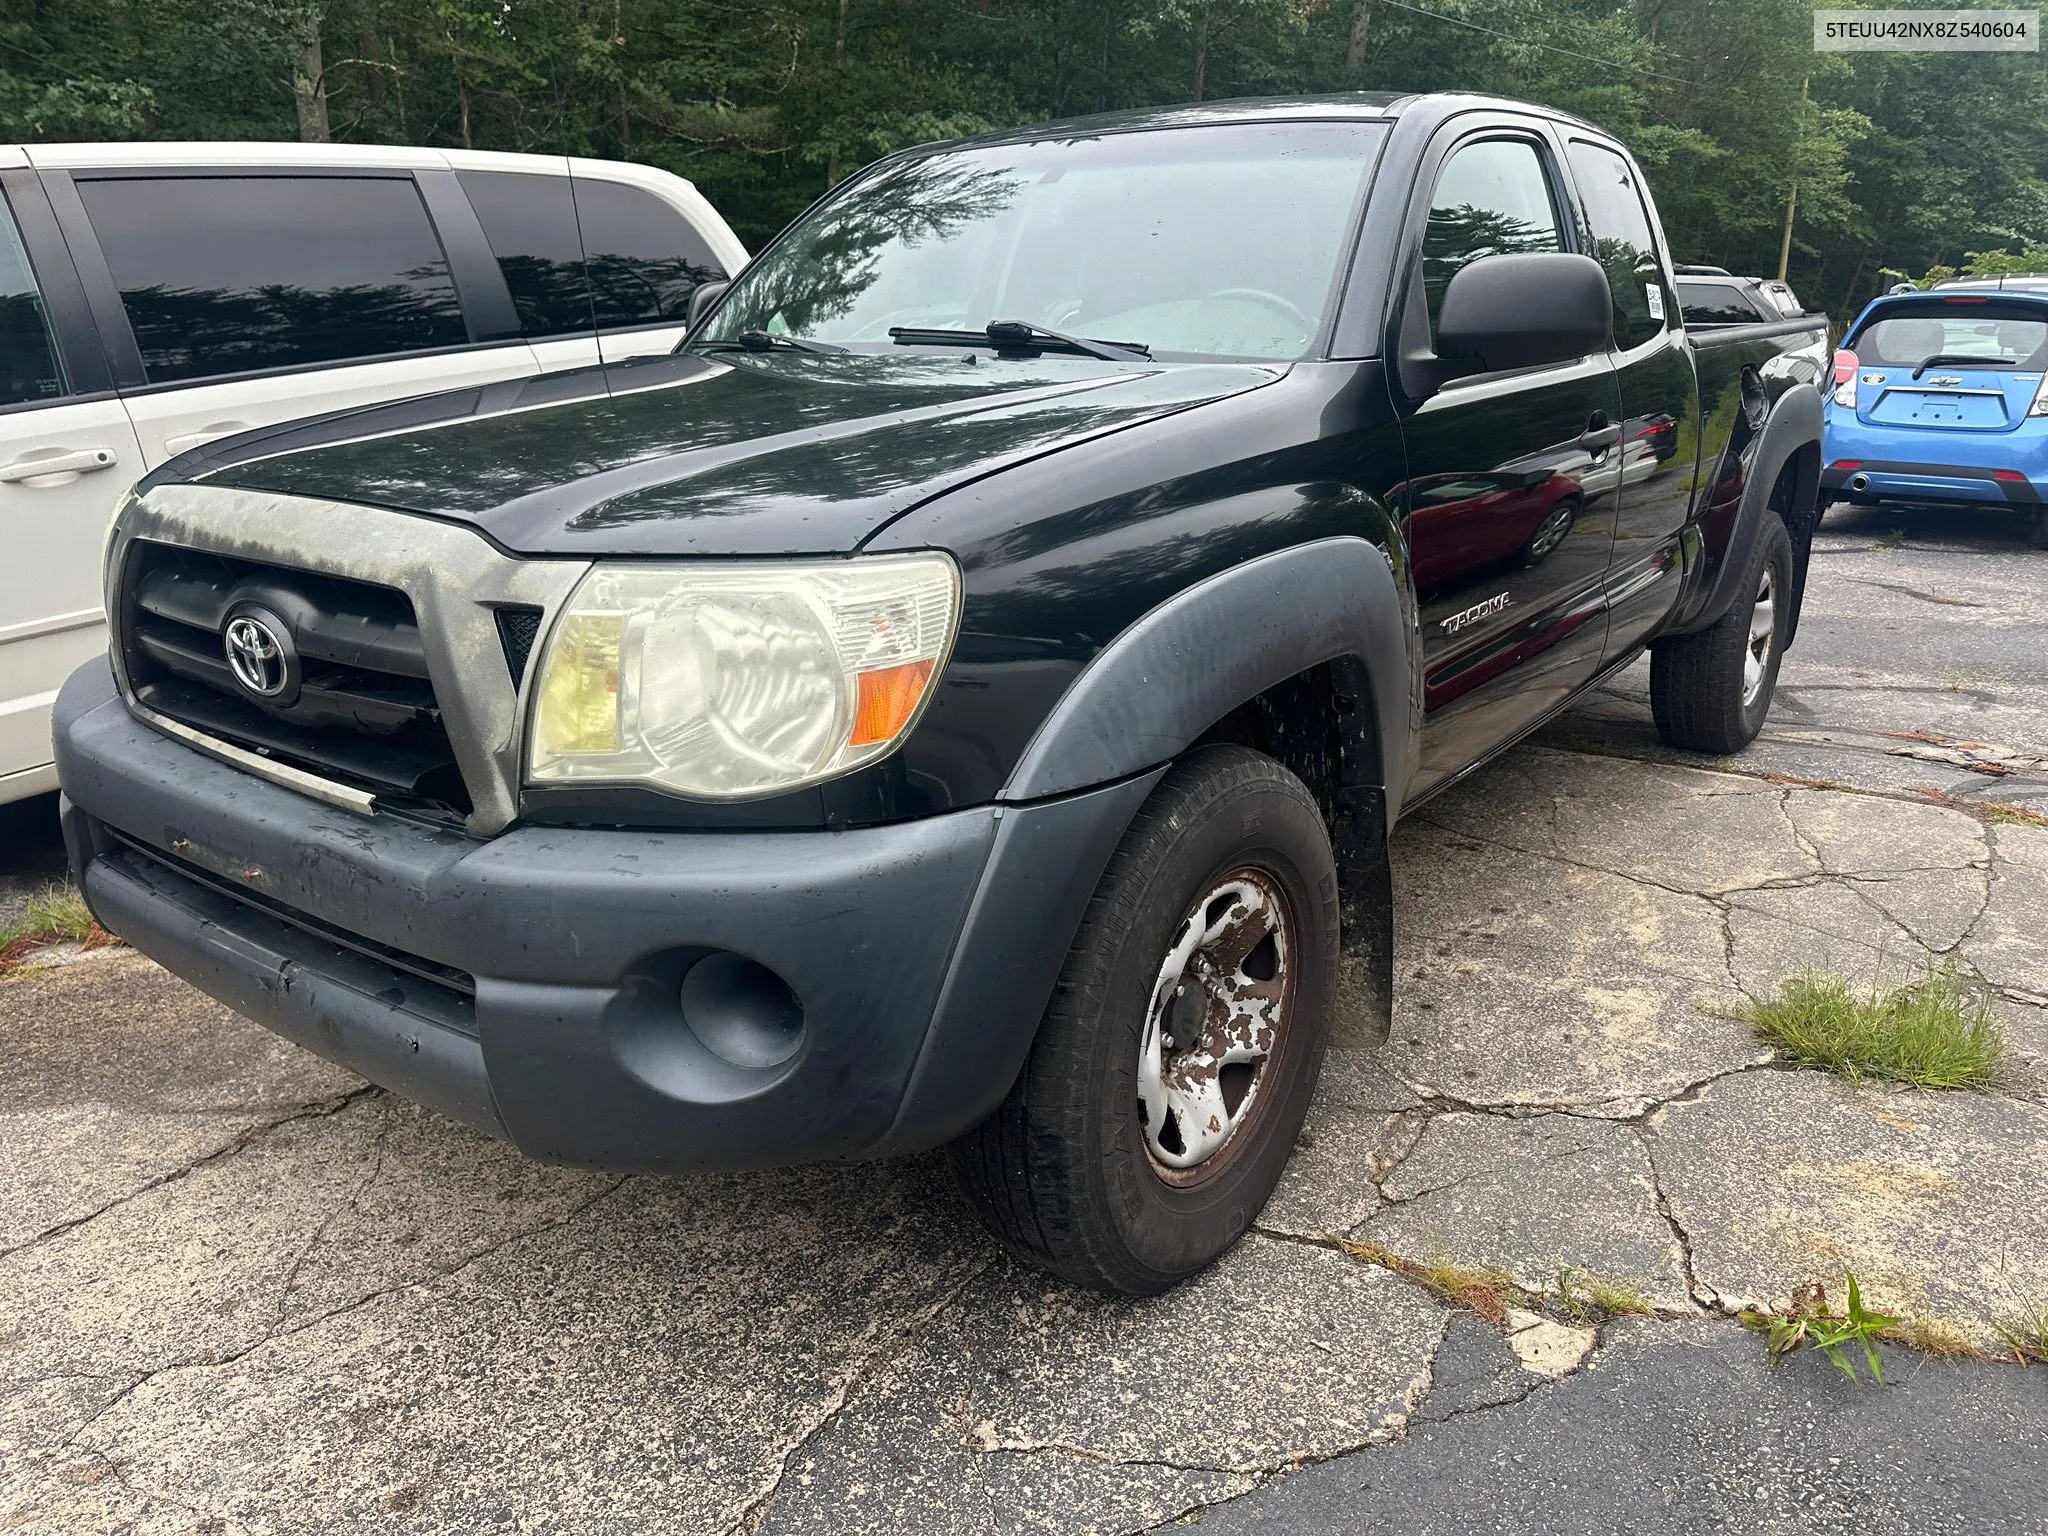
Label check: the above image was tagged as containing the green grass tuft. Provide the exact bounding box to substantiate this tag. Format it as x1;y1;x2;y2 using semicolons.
1552;1266;1654;1324
1994;1305;2048;1364
1734;968;2006;1090
0;885;94;949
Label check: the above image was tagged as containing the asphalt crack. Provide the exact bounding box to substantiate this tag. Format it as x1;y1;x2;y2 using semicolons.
726;1256;999;1536
1641;1134;1725;1315
56;1173;635;1486
0;1083;383;1263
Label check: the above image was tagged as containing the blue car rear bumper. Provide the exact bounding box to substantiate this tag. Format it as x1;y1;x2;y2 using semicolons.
1821;405;2047;507
1818;458;2042;505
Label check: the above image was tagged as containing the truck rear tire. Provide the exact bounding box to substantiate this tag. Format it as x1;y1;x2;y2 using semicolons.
1650;508;1793;754
949;744;1339;1295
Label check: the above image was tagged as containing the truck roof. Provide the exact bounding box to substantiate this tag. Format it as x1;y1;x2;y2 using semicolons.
941;90;1603;151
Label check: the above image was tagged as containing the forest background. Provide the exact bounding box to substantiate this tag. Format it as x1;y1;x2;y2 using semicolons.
5;0;2046;319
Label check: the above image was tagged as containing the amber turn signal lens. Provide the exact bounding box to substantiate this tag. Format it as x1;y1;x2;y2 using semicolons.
850;658;937;747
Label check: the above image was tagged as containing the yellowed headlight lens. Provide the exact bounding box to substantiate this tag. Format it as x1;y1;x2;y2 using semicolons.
525;554;959;800
533;612;624;755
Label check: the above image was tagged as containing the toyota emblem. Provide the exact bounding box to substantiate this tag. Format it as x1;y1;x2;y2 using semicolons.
223;610;297;702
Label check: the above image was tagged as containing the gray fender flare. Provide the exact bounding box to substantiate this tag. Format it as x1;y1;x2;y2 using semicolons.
1674;381;1822;638
1000;535;1416;833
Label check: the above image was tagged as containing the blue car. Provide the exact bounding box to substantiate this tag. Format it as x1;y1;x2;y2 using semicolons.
1821;279;2048;547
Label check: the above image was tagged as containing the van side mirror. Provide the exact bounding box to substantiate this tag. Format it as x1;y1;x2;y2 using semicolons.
686;280;732;330
1435;253;1613;374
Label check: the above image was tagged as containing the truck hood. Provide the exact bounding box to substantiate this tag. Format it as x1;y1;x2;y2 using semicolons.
176;351;1286;556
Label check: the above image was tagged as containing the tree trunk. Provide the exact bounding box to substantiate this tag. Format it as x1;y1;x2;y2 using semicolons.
1191;5;1210;102
1344;2;1370;71
293;9;331;143
458;74;472;150
360;25;385;106
827;0;852;185
1777;175;1798;283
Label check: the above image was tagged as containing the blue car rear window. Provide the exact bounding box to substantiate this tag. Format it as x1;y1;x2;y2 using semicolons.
1853;301;2048;371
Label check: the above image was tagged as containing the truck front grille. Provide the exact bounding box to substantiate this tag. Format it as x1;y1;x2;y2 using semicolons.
118;541;471;816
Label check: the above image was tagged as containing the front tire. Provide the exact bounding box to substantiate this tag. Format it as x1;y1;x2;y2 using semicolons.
950;745;1339;1295
1650;507;1793;754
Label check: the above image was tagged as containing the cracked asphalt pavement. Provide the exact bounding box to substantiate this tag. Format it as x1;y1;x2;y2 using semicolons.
2;504;2045;1533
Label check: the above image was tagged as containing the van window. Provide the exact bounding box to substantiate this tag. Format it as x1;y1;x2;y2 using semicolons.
0;195;66;406
1567;141;1673;350
1422;139;1563;331
458;170;594;339
571;178;726;330
76;175;468;384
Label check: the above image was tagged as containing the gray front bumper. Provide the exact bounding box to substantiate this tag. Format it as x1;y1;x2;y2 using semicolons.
55;661;1156;1170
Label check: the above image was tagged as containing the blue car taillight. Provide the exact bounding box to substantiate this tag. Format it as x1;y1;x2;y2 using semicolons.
1831;348;1859;408
2030;374;2048;417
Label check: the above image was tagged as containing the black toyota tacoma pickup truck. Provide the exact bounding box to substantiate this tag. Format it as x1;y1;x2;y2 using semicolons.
55;92;1824;1295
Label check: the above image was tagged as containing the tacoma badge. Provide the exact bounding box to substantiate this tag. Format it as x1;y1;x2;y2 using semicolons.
1442;592;1512;634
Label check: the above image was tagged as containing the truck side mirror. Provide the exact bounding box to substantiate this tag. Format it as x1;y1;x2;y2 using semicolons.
686;280;732;331
1435;253;1613;374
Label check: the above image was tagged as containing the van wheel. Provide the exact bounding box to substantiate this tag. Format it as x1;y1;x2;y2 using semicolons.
1650;509;1793;754
950;745;1339;1295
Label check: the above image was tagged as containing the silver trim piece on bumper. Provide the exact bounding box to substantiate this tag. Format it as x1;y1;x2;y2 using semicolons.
132;702;378;815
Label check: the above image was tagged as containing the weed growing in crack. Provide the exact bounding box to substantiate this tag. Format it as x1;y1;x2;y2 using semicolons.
1993;1305;2048;1364
1745;1273;1898;1386
1337;1239;1516;1326
1982;803;2048;830
1733;967;2006;1090
1551;1267;1653;1324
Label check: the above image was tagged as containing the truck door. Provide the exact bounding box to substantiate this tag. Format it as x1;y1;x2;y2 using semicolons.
1386;130;1623;799
1563;137;1699;658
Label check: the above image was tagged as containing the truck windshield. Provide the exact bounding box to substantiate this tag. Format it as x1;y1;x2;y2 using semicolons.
1853;301;2048;371
698;121;1386;362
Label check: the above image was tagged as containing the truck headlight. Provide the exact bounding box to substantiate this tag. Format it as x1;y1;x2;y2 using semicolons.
527;553;960;799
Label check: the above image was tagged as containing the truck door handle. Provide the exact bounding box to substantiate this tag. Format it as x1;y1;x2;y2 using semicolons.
1578;423;1622;453
0;447;119;484
164;421;252;454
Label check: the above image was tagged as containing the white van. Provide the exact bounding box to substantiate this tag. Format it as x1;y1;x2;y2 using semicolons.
0;143;746;804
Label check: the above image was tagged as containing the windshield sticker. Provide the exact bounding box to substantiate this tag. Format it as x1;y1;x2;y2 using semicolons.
1645;285;1666;321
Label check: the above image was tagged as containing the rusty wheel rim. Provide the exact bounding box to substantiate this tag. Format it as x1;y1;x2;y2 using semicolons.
1136;868;1295;1187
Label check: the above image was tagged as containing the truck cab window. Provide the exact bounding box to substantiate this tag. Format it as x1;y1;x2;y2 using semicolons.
1567;141;1672;351
0;196;66;406
76;175;468;384
1421;139;1563;330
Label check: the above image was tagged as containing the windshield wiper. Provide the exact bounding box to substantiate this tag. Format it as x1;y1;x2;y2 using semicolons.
889;321;1151;362
1912;352;2015;378
695;331;848;355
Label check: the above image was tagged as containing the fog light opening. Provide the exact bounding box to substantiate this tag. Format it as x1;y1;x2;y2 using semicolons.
679;952;805;1070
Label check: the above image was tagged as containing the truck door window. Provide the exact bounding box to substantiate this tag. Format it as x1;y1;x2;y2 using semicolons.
1422;139;1563;330
570;178;727;332
0;195;66;406
76;175;468;384
459;169;595;339
1565;141;1672;351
